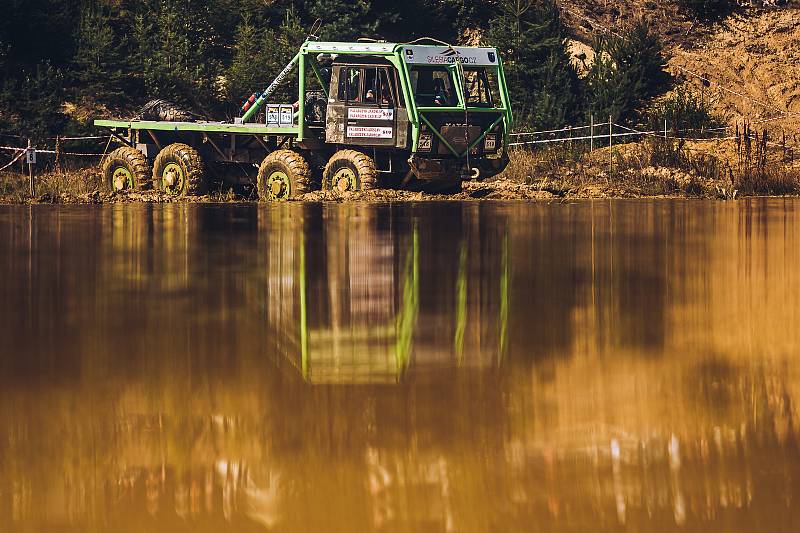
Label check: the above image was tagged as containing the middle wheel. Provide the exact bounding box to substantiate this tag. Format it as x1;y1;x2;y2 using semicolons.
153;143;206;197
257;150;311;201
322;149;377;193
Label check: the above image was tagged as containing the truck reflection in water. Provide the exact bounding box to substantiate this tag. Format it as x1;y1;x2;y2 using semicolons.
261;204;509;384
2;202;800;532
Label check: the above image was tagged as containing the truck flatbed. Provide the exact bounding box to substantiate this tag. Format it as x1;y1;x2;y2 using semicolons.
95;119;300;136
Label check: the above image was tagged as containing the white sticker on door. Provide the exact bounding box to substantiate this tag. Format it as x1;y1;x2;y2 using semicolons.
348;108;394;121
347;126;394;139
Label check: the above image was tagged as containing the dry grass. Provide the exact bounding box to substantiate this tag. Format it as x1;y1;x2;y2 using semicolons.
0;167;103;202
502;133;800;198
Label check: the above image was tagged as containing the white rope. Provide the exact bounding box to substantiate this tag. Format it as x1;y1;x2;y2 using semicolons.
511;124;593;136
54;135;111;141
0;149;25;172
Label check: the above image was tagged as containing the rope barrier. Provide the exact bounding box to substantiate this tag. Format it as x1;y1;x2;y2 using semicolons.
510;124;592;137
0;149;25;172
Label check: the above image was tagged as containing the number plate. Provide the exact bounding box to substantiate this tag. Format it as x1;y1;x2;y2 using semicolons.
419;136;432;151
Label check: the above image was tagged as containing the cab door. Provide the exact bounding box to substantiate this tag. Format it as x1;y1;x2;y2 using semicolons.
326;65;399;147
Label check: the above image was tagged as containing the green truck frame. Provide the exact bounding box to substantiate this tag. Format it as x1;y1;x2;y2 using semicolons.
95;40;514;200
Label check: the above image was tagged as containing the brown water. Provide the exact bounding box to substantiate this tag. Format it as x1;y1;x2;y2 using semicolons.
1;200;799;532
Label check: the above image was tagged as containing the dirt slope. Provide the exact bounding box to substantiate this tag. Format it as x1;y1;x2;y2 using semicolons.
560;2;800;133
670;8;800;132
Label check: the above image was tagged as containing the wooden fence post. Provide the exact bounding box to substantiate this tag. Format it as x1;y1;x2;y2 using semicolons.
55;135;61;174
609;116;613;179
27;139;34;196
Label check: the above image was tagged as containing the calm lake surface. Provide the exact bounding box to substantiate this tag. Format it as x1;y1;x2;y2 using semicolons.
1;199;800;532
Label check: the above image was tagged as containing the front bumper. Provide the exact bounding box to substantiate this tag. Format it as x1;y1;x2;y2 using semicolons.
409;152;509;181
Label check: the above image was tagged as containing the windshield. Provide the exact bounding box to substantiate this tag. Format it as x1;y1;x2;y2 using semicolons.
410;66;501;108
463;67;498;107
410;66;457;107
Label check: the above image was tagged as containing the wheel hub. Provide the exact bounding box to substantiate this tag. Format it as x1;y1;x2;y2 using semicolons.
112;167;132;191
333;168;357;192
270;178;285;196
162;163;184;194
164;169;176;187
266;171;290;200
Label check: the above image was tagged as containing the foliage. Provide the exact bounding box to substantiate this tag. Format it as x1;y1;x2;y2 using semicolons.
679;0;737;20
226;9;307;117
584;19;671;125
645;85;726;136
0;0;687;140
72;3;126;104
487;0;581;130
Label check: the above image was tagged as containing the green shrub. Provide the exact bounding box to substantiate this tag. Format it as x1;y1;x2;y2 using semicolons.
645;85;726;137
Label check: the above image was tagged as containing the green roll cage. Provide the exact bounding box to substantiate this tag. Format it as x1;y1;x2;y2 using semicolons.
242;41;514;156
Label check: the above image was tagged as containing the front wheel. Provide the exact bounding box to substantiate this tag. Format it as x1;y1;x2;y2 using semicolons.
257;150;311;201
322;150;377;193
152;143;206;197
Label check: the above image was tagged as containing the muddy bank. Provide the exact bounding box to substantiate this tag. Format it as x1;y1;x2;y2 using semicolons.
0;172;758;205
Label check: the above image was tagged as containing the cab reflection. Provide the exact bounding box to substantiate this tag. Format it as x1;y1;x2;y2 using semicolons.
260;204;509;384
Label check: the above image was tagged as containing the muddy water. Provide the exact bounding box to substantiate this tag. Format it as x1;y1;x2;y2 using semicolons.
1;200;800;532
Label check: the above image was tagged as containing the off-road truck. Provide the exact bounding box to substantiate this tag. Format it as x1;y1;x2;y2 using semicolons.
95;40;513;200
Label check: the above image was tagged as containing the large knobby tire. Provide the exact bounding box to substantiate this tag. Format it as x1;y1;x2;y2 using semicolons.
322;149;377;193
102;146;151;192
153;143;206;197
139;99;194;122
257;150;311;202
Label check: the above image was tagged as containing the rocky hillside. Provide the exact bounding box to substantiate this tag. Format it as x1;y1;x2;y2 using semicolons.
561;2;800;132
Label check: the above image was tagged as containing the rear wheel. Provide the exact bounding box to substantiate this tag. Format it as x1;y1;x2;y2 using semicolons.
322;149;377;193
102;146;150;192
153;143;206;197
257;150;311;201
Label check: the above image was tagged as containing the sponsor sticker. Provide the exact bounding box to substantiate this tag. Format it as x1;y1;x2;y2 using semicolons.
347;126;394;139
418;135;433;152
266;105;280;125
348;108;394;121
279;105;294;126
402;46;499;66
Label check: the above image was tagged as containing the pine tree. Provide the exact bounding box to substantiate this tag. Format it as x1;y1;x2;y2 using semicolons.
72;2;126;105
303;0;379;41
486;0;581;129
585;19;671;125
226;13;262;108
134;0;221;113
226;8;307;115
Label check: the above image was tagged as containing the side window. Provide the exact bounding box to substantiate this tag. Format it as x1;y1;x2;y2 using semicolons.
337;67;347;101
364;68;378;103
378;69;394;106
338;67;362;102
336;66;398;106
347;68;361;101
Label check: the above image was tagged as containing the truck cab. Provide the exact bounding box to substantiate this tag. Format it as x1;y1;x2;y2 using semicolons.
324;57;410;150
